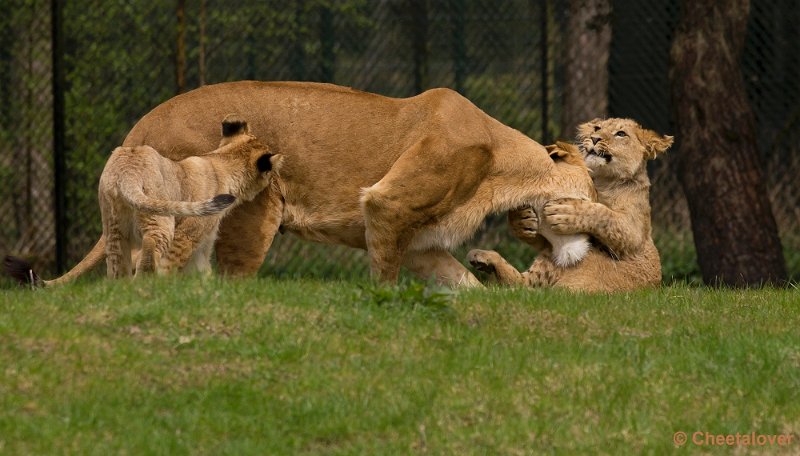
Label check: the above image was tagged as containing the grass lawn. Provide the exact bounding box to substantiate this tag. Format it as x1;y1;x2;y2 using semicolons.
1;276;798;454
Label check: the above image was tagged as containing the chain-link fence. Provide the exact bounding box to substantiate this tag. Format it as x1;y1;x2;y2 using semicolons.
1;0;798;283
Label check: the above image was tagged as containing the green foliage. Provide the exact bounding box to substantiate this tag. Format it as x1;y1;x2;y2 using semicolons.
358;278;456;314
0;278;798;453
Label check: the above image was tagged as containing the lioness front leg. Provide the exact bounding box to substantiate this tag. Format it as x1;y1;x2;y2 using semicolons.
544;198;644;257
466;249;525;286
215;188;284;276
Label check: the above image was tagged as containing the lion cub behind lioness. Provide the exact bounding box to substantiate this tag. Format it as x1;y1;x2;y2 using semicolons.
468;118;673;292
6;115;283;285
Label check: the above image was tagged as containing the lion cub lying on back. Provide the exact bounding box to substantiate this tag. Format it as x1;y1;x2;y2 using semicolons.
468;118;673;293
5;115;283;286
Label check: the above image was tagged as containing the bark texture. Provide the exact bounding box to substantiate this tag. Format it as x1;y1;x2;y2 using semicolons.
669;0;787;286
561;0;612;137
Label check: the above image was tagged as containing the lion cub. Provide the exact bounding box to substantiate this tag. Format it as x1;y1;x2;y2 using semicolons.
468;118;673;292
6;115;283;285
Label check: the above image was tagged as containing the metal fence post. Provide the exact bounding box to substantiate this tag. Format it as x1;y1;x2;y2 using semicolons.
51;0;66;273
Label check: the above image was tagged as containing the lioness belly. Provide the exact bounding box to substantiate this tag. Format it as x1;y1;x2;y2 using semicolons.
280;203;367;249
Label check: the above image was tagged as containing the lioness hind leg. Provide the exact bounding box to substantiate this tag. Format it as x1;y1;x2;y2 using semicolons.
467;249;525;286
404;249;482;287
360;140;491;284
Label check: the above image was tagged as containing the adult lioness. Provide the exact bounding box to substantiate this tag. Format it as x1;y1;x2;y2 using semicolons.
36;82;595;286
468;119;673;292
5;116;283;286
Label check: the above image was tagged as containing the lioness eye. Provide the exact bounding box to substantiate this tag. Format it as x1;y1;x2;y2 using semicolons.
593;126;600;132
615;131;627;137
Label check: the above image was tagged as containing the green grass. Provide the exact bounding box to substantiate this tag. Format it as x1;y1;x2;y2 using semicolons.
1;277;798;454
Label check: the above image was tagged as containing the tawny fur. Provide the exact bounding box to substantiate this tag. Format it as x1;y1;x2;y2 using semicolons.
6;117;283;286
32;82;594;287
468;118;673;293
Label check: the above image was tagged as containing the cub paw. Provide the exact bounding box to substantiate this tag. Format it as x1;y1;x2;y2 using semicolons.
467;249;502;274
543;198;582;235
509;207;539;240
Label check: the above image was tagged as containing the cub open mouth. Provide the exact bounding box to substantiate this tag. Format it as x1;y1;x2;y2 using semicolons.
587;148;612;163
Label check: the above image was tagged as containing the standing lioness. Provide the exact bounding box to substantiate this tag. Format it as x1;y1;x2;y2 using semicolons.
23;82;594;286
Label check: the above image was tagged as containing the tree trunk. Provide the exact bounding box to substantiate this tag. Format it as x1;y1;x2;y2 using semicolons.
561;0;611;138
176;0;186;93
669;0;787;286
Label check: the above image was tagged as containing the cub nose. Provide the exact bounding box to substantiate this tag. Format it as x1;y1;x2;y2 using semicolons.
591;136;601;145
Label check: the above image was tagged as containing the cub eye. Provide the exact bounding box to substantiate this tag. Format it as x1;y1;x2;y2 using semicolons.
593;125;601;132
615;131;627;137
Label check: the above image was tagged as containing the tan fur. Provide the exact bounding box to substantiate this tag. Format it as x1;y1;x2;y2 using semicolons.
468;118;673;293
40;82;595;287
23;117;283;285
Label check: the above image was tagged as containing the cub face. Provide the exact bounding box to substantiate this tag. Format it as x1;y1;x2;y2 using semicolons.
218;115;285;202
576;118;673;180
235;135;284;202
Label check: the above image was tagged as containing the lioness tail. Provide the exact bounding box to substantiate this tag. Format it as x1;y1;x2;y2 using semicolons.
3;255;44;288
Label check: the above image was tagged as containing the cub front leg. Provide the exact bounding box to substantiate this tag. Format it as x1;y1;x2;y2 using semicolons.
544;198;644;257
508;207;549;251
542;198;591;234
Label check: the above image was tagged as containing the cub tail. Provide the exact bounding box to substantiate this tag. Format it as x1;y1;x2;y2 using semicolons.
119;179;236;216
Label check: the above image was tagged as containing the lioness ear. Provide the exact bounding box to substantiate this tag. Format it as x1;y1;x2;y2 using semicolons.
221;114;249;137
639;128;674;159
546;142;584;167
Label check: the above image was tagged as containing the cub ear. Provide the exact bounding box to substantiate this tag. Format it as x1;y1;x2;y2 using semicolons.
639;128;674;159
256;153;273;172
256;153;284;173
221;114;249;137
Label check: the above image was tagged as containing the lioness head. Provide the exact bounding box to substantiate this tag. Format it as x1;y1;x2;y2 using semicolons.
577;118;673;180
216;114;285;201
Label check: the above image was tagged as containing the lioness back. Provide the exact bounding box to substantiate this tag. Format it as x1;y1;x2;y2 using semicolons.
124;81;496;248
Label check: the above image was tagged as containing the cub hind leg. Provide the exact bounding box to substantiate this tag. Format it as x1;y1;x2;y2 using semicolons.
467;249;525;286
404;249;482;287
102;197;133;279
135;214;174;276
